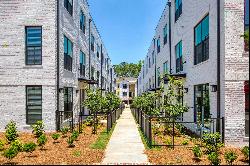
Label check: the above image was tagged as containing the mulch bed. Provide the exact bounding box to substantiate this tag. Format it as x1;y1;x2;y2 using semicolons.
0;126;106;165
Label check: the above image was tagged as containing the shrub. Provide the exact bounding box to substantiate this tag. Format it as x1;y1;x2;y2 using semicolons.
61;127;69;138
37;134;47;149
224;151;238;165
164;138;172;146
192;145;202;158
2;145;19;161
241;146;249;161
202;132;223;154
71;131;80;141
181;139;189;145
32;121;45;138
51;133;60;143
207;152;221;165
0;140;5;151
10;139;23;152
5;121;18;143
23;142;37;155
67;136;75;148
84;116;95;126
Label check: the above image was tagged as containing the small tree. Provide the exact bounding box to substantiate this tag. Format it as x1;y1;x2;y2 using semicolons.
23;142;37;157
224;151;238;165
5;121;18;143
37;134;47;150
32;121;45;138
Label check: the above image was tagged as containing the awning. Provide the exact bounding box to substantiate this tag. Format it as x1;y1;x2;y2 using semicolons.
148;87;161;92
78;77;98;85
163;73;187;84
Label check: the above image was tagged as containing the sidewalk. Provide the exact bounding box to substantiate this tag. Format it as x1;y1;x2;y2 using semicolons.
102;107;149;165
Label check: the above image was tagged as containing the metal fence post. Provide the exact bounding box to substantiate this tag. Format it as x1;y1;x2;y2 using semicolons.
221;117;225;143
149;115;152;148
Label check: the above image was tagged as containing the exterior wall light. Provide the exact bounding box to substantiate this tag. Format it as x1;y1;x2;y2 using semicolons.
59;88;64;93
211;85;218;92
184;88;188;93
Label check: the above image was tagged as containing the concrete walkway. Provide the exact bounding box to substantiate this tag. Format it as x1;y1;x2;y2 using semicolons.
102;107;149;165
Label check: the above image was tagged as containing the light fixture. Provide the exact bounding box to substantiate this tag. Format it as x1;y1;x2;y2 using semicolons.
211;85;218;92
59;88;64;93
76;89;79;94
184;88;188;93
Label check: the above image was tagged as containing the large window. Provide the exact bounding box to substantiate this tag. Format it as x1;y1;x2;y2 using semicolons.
91;66;95;80
163;61;168;75
157;38;161;53
80;51;86;77
194;84;210;128
64;0;73;16
152;51;155;64
148;57;151;68
25;27;42;65
64;36;73;71
64;87;73;120
194;15;209;65
123;92;127;97
245;81;249;137
26;86;42;124
163;24;168;45
157;67;161;87
97;44;100;58
123;84;128;89
175;41;183;73
80;10;86;33
175;0;182;21
91;35;95;52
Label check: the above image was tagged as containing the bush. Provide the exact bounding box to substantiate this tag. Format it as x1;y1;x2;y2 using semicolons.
84;116;95;126
202;132;223;154
181;139;189;145
51;133;60;143
192;145;202;158
67;136;75;148
37;134;47;149
10;139;23;152
164;138;172;146
2;145;19;161
208;152;221;165
224;151;238;165
5;121;18;143
0;140;5;151
61;127;69;137
71;131;80;141
32;121;45;138
23;142;37;154
241;146;249;161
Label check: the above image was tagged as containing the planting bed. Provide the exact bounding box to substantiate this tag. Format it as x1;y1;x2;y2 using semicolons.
0;126;106;165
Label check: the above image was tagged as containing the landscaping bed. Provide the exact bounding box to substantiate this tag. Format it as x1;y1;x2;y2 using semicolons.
0;125;106;165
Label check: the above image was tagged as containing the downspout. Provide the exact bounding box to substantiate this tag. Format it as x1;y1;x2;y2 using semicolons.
56;0;60;131
88;18;92;89
101;44;103;94
168;1;172;74
216;0;221;134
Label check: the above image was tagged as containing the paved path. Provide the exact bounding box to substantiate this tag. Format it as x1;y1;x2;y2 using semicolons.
102;107;149;165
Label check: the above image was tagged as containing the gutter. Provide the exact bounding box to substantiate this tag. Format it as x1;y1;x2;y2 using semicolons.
56;0;60;131
88;18;92;89
101;44;103;94
217;0;221;133
168;1;172;74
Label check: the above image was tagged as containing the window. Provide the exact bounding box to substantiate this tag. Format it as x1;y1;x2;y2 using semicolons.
157;38;161;53
123;84;128;89
163;24;168;44
129;92;133;97
175;0;182;21
163;61;168;75
91;35;95;52
244;0;249;51
96;71;100;85
25;27;42;65
64;0;73;16
80;10;86;33
148;57;151;68
64;87;73;120
97;44;100;58
245;81;249;137
91;66;95;80
157;67;161;87
194;15;209;65
175;41;183;73
64;36;73;71
152;51;155;64
80;51;86;77
26;86;42;124
149;78;151;89
123;92;127;97
194;84;210;128
117;84;120;88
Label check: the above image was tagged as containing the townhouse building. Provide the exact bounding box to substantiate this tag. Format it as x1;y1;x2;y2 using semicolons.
0;0;115;131
137;0;249;147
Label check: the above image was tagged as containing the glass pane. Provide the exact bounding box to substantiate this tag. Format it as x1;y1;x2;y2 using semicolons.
195;24;202;45
180;41;182;57
175;0;179;10
68;39;73;57
202;16;209;40
80;52;83;64
175;44;179;58
64;36;68;54
27;27;42;47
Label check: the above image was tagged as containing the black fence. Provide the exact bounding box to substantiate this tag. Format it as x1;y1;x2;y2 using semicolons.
56;110;74;132
132;108;225;149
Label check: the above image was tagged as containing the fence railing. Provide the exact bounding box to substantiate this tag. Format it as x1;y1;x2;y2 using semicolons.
132;108;224;149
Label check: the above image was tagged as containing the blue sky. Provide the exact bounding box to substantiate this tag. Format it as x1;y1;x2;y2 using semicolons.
88;0;167;65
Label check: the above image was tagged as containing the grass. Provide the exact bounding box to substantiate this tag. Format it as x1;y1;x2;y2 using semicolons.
90;123;116;150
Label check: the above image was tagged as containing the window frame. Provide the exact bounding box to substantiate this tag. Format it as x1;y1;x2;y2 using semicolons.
64;87;73;120
80;51;86;77
64;35;73;71
91;34;95;52
64;0;73;16
80;10;86;34
175;40;183;73
25;26;42;65
157;38;161;53
26;85;42;125
163;24;168;45
175;0;182;22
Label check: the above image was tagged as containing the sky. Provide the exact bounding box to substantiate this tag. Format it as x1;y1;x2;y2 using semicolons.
88;0;167;65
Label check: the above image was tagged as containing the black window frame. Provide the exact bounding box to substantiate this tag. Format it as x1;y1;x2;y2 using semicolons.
157;38;161;53
26;85;42;125
175;0;182;22
64;87;73;120
64;0;73;16
91;34;95;52
163;24;168;45
123;84;128;89
64;35;73;72
25;26;42;65
175;40;183;73
80;10;86;34
80;51;86;77
194;14;209;65
157;67;161;87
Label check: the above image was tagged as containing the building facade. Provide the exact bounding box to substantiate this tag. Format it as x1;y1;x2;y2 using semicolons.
137;0;249;147
115;77;137;105
0;0;115;131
